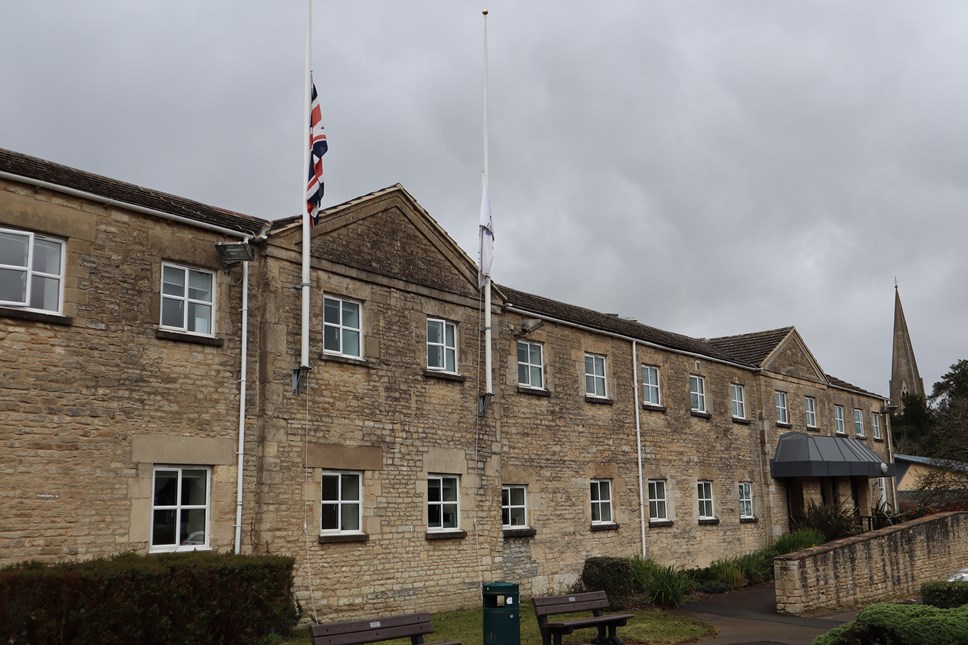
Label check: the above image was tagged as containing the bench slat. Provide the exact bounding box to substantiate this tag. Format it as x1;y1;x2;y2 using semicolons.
312;612;458;645
533;591;630;645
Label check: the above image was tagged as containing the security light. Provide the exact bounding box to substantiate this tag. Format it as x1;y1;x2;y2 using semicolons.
215;242;253;266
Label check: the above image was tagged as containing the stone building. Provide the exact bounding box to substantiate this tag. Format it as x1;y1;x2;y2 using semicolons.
0;148;895;618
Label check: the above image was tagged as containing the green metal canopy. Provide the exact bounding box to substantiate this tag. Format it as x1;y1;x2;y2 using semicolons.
771;432;895;479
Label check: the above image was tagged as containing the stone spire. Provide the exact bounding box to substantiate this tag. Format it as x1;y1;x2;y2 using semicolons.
890;284;925;411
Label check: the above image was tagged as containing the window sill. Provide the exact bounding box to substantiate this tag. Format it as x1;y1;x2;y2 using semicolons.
318;533;369;544
423;370;467;383
648;520;673;528
698;518;720;526
642;404;667;413
425;530;467;540
855;435;867;440
690;410;711;419
517;386;551;397
156;329;224;347
321;353;370;368
502;527;537;538
590;523;619;532
585;396;613;405
0;306;73;326
806;426;822;432
873;437;884;442
731;417;750;425
740;517;758;524
776;421;792;429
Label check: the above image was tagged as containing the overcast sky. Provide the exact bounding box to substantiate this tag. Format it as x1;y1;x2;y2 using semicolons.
2;1;965;397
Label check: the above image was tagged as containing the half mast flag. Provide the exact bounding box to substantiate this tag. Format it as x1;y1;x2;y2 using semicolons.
306;78;328;227
478;174;494;288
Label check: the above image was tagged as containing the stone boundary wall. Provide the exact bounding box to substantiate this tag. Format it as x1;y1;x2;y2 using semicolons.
775;512;968;615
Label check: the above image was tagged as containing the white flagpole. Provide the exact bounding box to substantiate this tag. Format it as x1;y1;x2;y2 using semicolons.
300;0;312;376
482;9;493;397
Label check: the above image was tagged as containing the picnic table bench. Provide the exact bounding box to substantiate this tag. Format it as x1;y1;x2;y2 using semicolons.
310;611;461;645
533;590;634;645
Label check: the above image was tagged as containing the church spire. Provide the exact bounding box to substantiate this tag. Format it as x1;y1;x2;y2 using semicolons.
890;283;925;411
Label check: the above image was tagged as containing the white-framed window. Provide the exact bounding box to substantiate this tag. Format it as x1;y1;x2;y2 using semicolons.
321;471;362;534
427;318;457;372
160;263;215;335
871;412;882;439
697;480;715;520
150;466;210;551
428;475;459;530
834;405;846;434
689;375;706;412
731;383;746;419
739;482;754;519
775;391;789;424
324;296;362;358
590;479;613;524
642;365;661;406
584;354;607;398
805;397;817;428
502;485;528;528
854;408;865;437
517;341;544;389
647;479;668;521
0;228;65;313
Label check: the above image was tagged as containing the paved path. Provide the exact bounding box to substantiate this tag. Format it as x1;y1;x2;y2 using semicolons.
670;582;859;645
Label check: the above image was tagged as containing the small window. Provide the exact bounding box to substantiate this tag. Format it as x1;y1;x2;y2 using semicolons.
871;412;882;439
0;228;65;313
321;471;363;534
584;354;607;398
324;296;362;358
590;479;613;524
731;384;746;419
775;391;789;424
151;466;210;552
642;365;661;406
854;408;865;437
428;475;459;530
648;479;668;521
502;485;528;528
160;263;215;335
805;397;817;428
689;375;706;412
697;481;715;520
517;341;544;389
427;318;457;372
834;405;846;434
739;482;754;519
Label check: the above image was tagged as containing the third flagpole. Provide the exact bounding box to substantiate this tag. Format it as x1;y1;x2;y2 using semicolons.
481;8;493;398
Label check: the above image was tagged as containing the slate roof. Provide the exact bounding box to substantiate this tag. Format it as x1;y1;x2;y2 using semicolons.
0;147;268;236
707;327;794;366
825;374;883;399
499;285;752;366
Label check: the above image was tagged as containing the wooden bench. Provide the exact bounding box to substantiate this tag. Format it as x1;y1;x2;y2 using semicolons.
533;590;634;645
310;612;461;645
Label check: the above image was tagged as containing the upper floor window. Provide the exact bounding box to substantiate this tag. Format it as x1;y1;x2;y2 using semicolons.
731;384;746;419
834;405;846;434
871;412;882;439
321;471;362;534
648;479;668;521
805;397;818;428
690;375;706;413
854;408;865;437
590;479;613;524
161;263;214;335
151;466;210;552
697;481;715;520
324;296;362;357
584;354;607;398
739;482;754;519
0;228;65;313
502;485;528;528
427;475;459;531
427;318;457;372
775;391;789;424
517;341;544;389
641;365;661;406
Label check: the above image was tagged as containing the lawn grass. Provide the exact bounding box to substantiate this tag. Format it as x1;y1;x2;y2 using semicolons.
278;601;715;644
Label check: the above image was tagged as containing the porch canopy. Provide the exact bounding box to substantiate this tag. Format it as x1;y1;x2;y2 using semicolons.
771;432;896;478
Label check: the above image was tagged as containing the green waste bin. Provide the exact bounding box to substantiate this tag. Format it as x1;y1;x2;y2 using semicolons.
482;581;520;645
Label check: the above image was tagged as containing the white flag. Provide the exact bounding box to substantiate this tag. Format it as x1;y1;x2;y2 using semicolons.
478;175;494;288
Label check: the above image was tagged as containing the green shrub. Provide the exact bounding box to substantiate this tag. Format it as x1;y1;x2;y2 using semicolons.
793;502;860;542
629;558;692;608
694;580;732;594
921;581;968;608
773;528;826;554
813;603;968;645
735;551;774;585
706;559;746;590
580;557;636;608
0;552;299;645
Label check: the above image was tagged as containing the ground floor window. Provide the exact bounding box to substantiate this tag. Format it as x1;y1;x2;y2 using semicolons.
502;485;528;527
739;482;754;519
590;479;613;524
697;480;715;520
648;479;668;520
321;471;362;534
151;466;210;551
428;475;460;530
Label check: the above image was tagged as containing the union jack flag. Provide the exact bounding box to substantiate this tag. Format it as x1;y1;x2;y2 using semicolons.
306;78;328;227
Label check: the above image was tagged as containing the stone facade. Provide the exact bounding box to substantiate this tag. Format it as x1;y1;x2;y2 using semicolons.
1;149;895;621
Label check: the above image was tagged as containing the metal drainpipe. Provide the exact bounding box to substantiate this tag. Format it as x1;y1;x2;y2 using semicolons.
631;341;647;559
234;259;249;553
